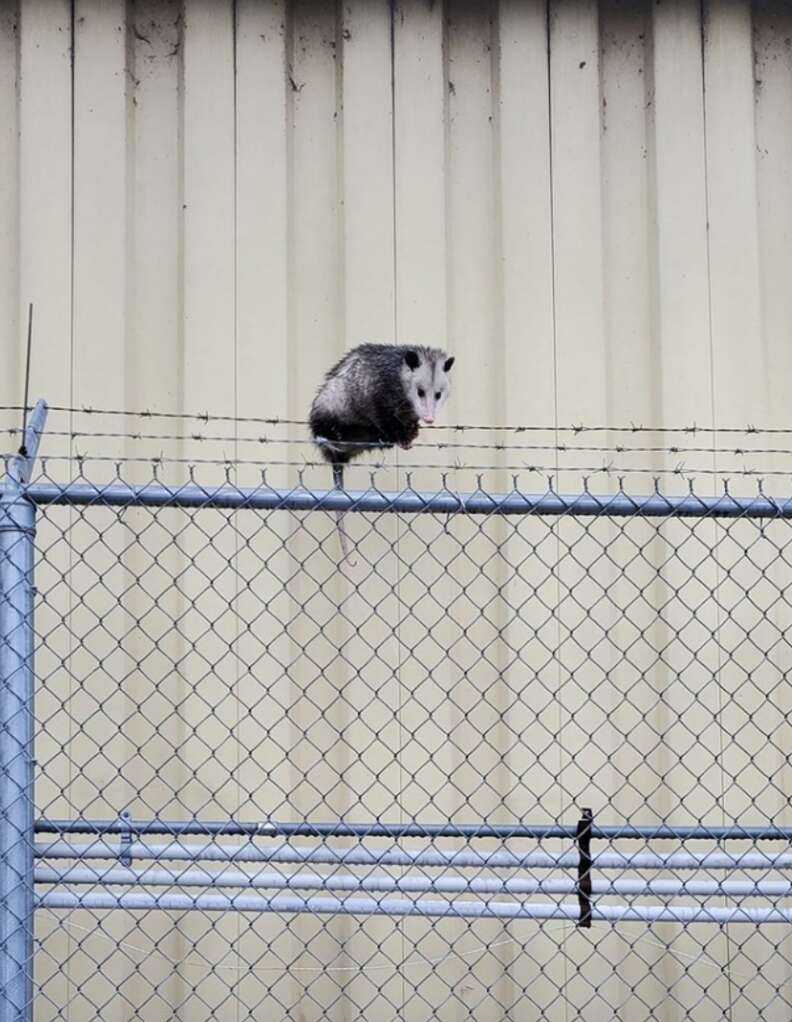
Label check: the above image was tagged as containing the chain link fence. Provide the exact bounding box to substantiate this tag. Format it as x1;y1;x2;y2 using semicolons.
4;422;792;1020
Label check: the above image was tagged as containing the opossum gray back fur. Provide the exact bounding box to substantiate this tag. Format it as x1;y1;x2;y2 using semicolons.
309;343;454;466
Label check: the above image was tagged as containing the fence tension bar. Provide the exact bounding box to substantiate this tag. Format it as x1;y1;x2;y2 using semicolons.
576;808;593;928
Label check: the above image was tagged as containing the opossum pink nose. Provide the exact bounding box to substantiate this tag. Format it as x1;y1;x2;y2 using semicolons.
423;416;434;424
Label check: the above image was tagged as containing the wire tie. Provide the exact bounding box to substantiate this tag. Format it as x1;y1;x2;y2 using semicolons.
576;808;593;929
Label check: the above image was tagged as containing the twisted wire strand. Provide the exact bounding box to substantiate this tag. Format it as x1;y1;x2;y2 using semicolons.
5;424;792;459
6;452;792;482
3;403;792;436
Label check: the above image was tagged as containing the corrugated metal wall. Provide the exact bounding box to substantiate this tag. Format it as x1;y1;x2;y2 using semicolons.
4;1;792;1019
1;0;790;436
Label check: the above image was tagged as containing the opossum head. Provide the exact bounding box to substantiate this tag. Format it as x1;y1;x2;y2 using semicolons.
401;348;455;425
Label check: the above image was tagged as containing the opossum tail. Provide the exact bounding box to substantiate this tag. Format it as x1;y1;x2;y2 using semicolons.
332;463;356;568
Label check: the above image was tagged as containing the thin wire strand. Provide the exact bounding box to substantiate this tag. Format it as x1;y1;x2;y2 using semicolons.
19;304;33;454
41;911;569;975
6;425;792;459
3;404;792;436
39;912;754;983
13;452;792;479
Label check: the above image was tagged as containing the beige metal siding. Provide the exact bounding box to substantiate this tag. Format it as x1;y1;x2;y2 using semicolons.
3;0;790;434
3;1;792;1020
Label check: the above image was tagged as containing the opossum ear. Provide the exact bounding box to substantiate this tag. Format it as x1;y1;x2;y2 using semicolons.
443;356;455;373
404;350;420;371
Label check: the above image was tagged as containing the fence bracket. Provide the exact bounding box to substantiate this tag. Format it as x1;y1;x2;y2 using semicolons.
7;399;48;492
576;808;593;928
119;811;134;868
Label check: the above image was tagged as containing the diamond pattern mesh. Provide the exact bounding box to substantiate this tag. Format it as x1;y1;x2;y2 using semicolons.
4;464;792;1020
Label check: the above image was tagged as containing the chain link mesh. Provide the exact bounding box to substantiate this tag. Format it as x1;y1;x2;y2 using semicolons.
5;456;792;1020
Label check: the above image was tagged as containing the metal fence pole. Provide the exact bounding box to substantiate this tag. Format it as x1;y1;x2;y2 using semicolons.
0;492;35;1022
0;400;46;1022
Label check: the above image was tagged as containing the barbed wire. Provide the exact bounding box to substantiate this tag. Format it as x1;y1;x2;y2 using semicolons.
5;425;792;459
7;451;792;481
3;404;792;436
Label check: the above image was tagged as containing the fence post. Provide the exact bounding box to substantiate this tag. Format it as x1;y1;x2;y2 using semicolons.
0;490;36;1022
0;400;47;1022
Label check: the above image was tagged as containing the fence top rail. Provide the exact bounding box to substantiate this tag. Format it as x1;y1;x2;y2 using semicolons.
11;480;792;519
33;818;792;842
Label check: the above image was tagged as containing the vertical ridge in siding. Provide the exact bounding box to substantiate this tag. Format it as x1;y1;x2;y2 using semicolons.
704;0;764;433
0;0;19;405
650;0;713;428
549;0;607;439
393;0;448;350
599;0;653;425
182;0;235;430
754;2;792;424
72;0;128;431
127;0;183;426
17;0;72;431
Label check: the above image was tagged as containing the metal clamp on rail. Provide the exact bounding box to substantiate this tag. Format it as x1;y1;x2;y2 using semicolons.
576;808;593;928
119;811;134;868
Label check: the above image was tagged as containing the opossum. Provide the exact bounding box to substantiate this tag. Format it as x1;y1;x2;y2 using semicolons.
309;343;455;564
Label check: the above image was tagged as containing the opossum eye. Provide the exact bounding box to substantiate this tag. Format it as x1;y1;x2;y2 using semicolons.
417;388;425;398
435;391;441;400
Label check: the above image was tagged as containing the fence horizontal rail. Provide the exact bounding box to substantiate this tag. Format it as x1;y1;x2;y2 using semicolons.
35;818;792;841
34;865;792;900
35;840;792;872
18;481;792;518
37;891;792;925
